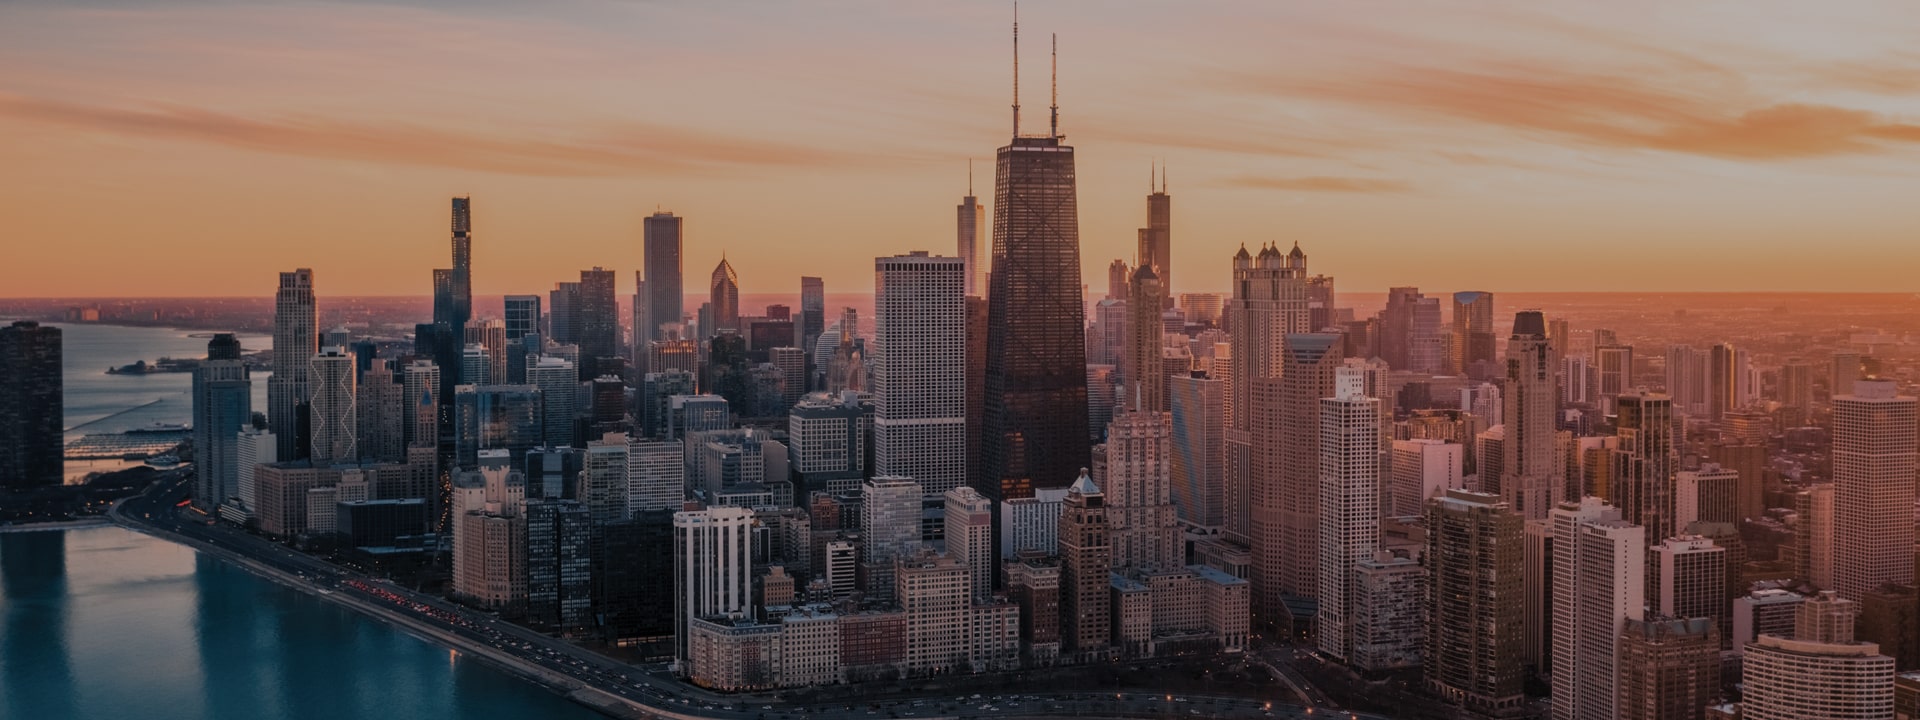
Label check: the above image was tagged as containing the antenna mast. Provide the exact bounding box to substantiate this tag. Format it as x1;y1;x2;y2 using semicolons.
1049;33;1059;139
1012;3;1020;136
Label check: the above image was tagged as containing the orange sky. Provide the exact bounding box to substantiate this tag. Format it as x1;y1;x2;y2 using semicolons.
4;1;1920;298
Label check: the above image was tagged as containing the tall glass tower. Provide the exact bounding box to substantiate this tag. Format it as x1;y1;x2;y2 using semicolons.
643;212;683;342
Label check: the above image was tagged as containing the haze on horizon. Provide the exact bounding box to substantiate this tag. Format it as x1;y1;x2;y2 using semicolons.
4;0;1919;298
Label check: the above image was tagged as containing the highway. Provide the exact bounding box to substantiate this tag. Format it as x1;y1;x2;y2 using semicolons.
112;472;1382;720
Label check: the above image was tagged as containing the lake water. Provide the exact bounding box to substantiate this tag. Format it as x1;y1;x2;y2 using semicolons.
0;526;606;720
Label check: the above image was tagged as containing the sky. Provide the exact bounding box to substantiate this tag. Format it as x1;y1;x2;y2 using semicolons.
3;0;1920;298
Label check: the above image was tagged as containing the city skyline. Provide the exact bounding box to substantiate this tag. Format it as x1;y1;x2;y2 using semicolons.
8;2;1920;298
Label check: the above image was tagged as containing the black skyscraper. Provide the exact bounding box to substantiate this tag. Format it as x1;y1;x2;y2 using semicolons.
980;29;1089;501
576;268;619;381
643;212;682;342
1;321;62;488
449;197;473;330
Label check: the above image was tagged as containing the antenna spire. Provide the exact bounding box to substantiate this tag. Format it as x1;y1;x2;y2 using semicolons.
968;158;974;196
1011;3;1020;136
1049;33;1059;139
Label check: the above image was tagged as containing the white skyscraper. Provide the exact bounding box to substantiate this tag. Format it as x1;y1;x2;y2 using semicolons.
627;439;684;514
673;506;755;663
235;428;276;513
871;252;966;494
308;347;357;465
1550;497;1645;720
1316;366;1381;662
957;185;986;297
943;486;994;601
1832;380;1918;602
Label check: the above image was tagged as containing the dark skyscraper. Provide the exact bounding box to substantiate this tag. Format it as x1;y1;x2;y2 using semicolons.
0;321;62;488
1451;291;1495;377
193;334;251;510
576;268;619;382
981;26;1089;501
800;276;825;386
549;281;580;345
269;269;316;459
450;197;473;331
709;258;739;335
1139;167;1171;309
643;211;683;342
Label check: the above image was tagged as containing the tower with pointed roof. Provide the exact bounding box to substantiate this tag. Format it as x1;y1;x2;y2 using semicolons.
1222;242;1312;548
1059;468;1112;658
708;256;739;334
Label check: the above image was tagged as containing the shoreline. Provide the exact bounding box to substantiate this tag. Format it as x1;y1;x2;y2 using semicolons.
0;517;114;534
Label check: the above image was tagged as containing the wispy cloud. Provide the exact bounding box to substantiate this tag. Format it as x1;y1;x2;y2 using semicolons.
0;93;858;177
1221;175;1412;193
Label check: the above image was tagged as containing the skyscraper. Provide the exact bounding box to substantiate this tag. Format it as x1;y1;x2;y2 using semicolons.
1252;333;1340;615
1316;366;1382;662
0;321;62;488
504;294;542;342
192;334;251;509
644;212;683;342
1124;264;1166;412
872;252;967;495
1059;469;1111;658
1425;490;1525;716
1101;409;1180;573
1550;497;1645;720
308;347;357;465
1504;311;1563;520
1451;291;1495;376
1613;391;1677;545
1225;243;1311;545
1707;342;1738;421
981;31;1089;503
576;268;619;381
957;179;986;298
1742;592;1895;720
1168;373;1225;530
708;257;739;335
672;506;755;663
1616;617;1720;720
800;276;825;384
269;269;316;459
549;281;579;345
943;486;994;602
1139;167;1171;309
1832;380;1918;602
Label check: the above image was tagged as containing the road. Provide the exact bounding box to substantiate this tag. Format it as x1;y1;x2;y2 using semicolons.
112;473;1384;720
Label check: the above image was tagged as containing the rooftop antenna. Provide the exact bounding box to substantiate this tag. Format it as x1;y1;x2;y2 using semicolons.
968;158;974;196
1049;33;1059;139
1012;3;1020;136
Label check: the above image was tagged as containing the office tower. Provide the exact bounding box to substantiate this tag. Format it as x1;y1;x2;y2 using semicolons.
1779;357;1814;423
1090;296;1128;367
643;212;683;342
523;445;584;500
1562;355;1593;405
786;392;870;496
1664;344;1708;417
1351;551;1425;672
1733;588;1806;655
574;268;619;381
768;347;806;409
1123;263;1167;411
1251;333;1341;614
708;257;739;335
452;384;543;469
1134;168;1171;305
355;360;403;463
1505;311;1564;520
1834;380;1918;601
1409;295;1444;374
980;40;1089;505
1703;342;1736;421
1000;486;1068;558
943;487;994;601
401;360;440;449
1225;243;1312;543
800;276;825;380
1391;439;1464;518
460;344;491;386
872;252;967;495
1169;374;1225;530
626;439;683;514
1594;345;1634;414
1102;409;1180;573
1654;535;1726;626
1105;259;1130;300
1675;463;1738;528
672;506;754;662
1425;490;1525;715
1059;470;1112;657
269;269;317;459
1743;591;1895;720
578;433;630;525
504;294;541;343
0;321;62;488
1795;483;1836;589
1316;366;1382;661
1551;497;1645;720
861;475;923;599
957;181;986;298
448;197;474;329
1451;292;1496;376
1378;287;1420;370
1832;352;1866;402
307;347;357;465
548;281;579;345
1305;275;1335;332
525;498;593;636
1613;391;1677;545
191;334;251;508
1616;617;1720;720
527;357;577;449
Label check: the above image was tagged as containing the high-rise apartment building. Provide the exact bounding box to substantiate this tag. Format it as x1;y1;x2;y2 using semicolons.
1613;391;1677;545
1425;490;1525;716
1168;374;1225;530
1833;380;1918;601
1390;439;1464;518
644;212;683;342
673;506;755;663
1616;617;1720;720
0;321;63;488
1059;470;1111;658
1101;409;1180;573
1125;264;1166;411
1316;366;1382;662
1252;333;1341;615
1743;591;1895;720
192;334;251;508
1594;345;1634;415
979;83;1091;503
269;269;317;459
1550;497;1645;720
308;347;357;465
1505;311;1564;520
1795;483;1836;590
1653;535;1727;631
872;252;967;495
943;487;994;602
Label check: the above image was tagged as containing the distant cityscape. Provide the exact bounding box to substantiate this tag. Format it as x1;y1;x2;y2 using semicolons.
7;21;1920;720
